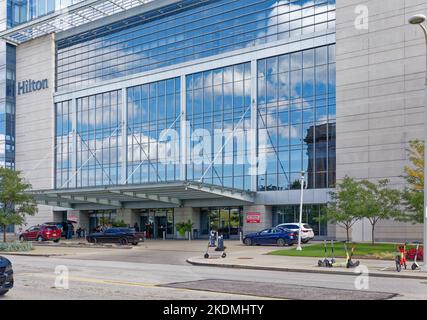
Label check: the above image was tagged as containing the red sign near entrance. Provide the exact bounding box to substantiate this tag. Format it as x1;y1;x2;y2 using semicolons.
246;212;261;224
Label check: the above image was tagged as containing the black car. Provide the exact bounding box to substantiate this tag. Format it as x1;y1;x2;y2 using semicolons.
0;256;14;296
86;228;145;245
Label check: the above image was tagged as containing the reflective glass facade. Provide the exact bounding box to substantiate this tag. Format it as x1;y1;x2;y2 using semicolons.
0;43;16;169
55;100;72;188
54;0;336;192
127;78;181;184
75;90;122;188
7;0;86;27
186;63;252;190
55;90;123;189
56;0;336;92
257;44;336;191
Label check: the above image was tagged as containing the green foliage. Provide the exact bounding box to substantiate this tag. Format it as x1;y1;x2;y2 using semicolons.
401;140;424;224
112;220;128;228
0;241;33;252
269;243;397;260
0;168;38;242
359;179;401;244
322;177;401;243
176;220;194;237
321;176;365;242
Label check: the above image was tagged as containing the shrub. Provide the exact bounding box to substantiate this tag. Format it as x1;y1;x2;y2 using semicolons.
0;241;33;252
176;220;194;237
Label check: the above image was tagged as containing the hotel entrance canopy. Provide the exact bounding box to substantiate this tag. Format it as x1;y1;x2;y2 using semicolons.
30;182;256;210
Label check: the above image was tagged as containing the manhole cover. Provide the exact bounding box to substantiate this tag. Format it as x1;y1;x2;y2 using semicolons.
160;279;397;300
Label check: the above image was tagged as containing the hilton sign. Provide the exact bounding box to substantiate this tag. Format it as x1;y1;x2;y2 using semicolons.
17;79;49;95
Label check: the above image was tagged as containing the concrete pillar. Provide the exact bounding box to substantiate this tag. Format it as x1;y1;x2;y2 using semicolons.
117;209;134;227
76;211;90;232
242;205;272;236
174;207;200;239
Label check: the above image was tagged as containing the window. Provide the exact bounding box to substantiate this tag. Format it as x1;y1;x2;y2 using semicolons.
56;0;336;91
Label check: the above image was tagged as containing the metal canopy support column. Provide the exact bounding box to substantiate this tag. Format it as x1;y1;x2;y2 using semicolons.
250;59;258;192
121;87;128;184
180;75;187;181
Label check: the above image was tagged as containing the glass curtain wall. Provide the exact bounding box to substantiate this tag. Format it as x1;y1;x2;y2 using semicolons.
0;43;16;169
7;0;86;27
200;207;243;239
127;78;181;184
272;205;327;236
257;44;336;191
186;63;252;190
74;90;122;188
55;100;72;188
56;0;336;91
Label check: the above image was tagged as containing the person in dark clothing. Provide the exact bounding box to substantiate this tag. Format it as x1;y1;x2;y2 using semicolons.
133;222;140;232
62;222;68;239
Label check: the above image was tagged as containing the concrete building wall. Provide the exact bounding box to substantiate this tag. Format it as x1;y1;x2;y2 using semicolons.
243;205;272;235
15;34;57;228
336;0;427;241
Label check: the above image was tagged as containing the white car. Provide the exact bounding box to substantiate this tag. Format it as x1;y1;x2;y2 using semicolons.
276;223;315;243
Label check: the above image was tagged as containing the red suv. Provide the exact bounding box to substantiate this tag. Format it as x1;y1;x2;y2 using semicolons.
19;225;61;243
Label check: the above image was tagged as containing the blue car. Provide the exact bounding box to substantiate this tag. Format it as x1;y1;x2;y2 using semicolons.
0;256;14;296
243;227;297;246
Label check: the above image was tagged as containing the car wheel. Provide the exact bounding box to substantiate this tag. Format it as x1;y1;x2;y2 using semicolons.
244;238;252;246
37;236;43;242
53;239;60;243
120;238;128;246
132;242;138;246
302;239;309;244
276;238;285;246
0;290;8;296
19;235;25;242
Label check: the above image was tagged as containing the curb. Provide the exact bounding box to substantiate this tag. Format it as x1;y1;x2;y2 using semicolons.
1;253;64;257
32;243;134;250
186;258;427;280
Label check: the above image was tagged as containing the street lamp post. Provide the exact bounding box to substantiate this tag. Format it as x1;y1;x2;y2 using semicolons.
409;14;427;270
296;171;305;251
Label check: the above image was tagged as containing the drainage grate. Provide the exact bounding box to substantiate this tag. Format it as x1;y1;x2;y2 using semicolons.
161;279;398;300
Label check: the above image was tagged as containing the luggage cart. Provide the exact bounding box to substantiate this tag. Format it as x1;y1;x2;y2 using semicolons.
204;233;227;259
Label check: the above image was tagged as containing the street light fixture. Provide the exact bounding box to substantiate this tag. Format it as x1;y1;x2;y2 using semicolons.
296;171;305;251
409;14;427;270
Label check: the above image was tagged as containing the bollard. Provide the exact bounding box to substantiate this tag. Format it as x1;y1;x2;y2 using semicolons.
163;231;166;241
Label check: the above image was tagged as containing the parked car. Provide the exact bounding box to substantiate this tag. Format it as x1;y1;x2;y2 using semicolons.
276;223;315;243
19;225;61;242
44;221;76;238
86;228;145;246
0;256;14;296
243;227;297;246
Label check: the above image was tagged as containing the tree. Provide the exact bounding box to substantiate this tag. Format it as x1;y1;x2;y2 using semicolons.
0;168;38;242
322;176;364;242
401;140;424;224
360;179;401;244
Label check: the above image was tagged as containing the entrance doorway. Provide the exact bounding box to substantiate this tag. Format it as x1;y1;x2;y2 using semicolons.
137;209;174;239
200;207;243;239
88;210;117;232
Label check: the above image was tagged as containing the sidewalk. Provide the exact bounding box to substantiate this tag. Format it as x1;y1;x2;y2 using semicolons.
187;247;427;280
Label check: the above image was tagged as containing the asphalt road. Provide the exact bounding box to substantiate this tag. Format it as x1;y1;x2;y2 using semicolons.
2;254;427;300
